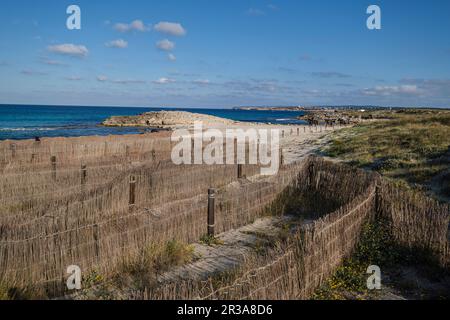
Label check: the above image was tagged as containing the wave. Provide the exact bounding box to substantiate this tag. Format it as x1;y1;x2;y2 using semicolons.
0;127;59;132
275;118;298;122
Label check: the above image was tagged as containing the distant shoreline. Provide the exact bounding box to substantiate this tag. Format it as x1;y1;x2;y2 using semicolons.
1;103;449;110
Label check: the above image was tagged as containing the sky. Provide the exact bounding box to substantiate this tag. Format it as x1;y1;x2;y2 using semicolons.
0;0;449;108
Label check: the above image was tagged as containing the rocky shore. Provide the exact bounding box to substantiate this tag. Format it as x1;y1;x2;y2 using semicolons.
102;111;239;128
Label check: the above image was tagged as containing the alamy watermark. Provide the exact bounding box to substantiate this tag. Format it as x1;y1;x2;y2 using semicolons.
66;264;82;290
171;122;281;176
367;5;381;30
367;265;382;290
66;5;81;30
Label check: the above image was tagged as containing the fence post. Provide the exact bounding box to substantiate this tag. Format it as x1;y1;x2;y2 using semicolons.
51;156;56;181
234;138;237;163
125;145;130;157
31;153;35;163
282;130;285;138
129;175;136;207
93;224;100;257
191;138;195;164
207;188;215;237
81;163;87;186
10;143;16;159
297;128;300;136
280;148;284;167
238;164;243;179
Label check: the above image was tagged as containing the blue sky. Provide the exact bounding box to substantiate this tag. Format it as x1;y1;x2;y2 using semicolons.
0;0;449;108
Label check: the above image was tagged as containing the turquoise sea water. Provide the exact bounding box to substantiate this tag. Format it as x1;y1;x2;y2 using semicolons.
0;105;306;140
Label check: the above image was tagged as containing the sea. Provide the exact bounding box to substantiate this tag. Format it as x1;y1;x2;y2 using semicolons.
0;104;306;140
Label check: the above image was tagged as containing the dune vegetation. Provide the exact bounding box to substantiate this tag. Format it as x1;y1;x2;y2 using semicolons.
324;109;450;201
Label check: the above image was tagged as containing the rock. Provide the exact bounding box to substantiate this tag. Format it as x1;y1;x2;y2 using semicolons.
102;111;238;128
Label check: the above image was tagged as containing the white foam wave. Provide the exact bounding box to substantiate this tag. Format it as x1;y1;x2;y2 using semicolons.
0;127;58;132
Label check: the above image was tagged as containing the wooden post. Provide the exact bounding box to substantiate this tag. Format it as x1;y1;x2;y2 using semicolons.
129;175;136;207
125;145;130;157
93;224;100;257
238;164;243;179
207;188;215;237
282;130;285;138
280;148;284;167
10;143;16;159
303;126;306;133
31;153;35;163
51;156;56;181
297;128;300;136
81;164;87;186
191;138;195;164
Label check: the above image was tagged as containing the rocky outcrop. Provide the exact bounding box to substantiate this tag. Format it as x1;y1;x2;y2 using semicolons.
102;111;238;128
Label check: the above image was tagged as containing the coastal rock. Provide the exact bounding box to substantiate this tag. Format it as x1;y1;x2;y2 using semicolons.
102;111;239;128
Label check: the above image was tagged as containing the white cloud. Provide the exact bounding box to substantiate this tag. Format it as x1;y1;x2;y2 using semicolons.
40;58;67;66
65;76;83;81
97;75;108;82
247;8;266;16
111;79;146;84
154;22;186;36
152;77;175;84
156;39;175;51
168;53;176;61
114;20;149;32
48;44;89;58
105;39;128;48
362;85;419;96
193;79;210;85
21;69;47;76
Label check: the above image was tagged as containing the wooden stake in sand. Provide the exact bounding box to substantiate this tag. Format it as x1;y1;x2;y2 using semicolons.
208;188;216;236
10;143;16;159
129;175;136;207
51;156;57;181
237;164;243;179
81;164;87;186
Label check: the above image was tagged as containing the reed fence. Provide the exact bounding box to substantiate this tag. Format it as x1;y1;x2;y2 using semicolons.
0;134;303;294
1;139;448;299
143;157;449;300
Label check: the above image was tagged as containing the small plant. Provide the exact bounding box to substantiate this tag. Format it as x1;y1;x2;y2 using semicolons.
312;219;399;300
200;234;224;246
115;240;195;290
82;269;104;288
